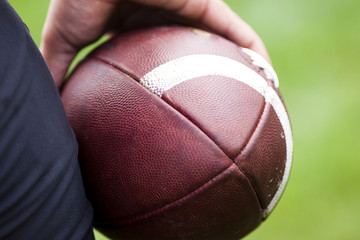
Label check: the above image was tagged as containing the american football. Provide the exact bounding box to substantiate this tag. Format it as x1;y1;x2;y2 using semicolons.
61;26;293;240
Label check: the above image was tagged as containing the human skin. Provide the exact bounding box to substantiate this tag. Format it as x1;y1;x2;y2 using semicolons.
40;0;270;88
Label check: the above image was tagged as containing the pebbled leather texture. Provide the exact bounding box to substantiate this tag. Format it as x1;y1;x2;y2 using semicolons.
162;75;265;160
61;26;292;240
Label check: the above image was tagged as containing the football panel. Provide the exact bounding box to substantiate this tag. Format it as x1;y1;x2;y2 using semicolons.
235;102;291;217
61;59;234;223
162;75;265;160
96;164;262;240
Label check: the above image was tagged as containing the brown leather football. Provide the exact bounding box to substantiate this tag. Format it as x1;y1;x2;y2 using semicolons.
61;26;293;240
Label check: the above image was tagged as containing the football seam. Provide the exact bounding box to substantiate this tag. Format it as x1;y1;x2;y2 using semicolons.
234;101;269;215
234;96;267;161
90;56;234;160
113;163;249;225
90;56;265;223
91;56;141;85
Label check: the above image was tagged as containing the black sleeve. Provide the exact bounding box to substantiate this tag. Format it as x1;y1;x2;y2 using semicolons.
0;1;94;239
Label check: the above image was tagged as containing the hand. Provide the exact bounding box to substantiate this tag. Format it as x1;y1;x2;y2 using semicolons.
41;0;270;88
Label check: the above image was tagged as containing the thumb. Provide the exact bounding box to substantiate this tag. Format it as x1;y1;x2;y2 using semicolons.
40;0;116;88
40;32;77;88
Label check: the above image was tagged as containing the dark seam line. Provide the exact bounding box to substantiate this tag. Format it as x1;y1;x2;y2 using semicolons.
115;163;236;225
91;56;141;83
90;56;232;161
90;56;265;217
233;101;269;215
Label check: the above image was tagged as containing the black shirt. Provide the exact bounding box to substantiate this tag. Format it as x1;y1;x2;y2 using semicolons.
0;1;94;239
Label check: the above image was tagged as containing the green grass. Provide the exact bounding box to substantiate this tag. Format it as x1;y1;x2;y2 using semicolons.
8;0;360;239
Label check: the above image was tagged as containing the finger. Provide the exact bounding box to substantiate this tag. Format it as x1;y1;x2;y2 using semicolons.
176;0;271;63
132;0;270;63
40;0;115;88
203;1;271;63
40;32;77;88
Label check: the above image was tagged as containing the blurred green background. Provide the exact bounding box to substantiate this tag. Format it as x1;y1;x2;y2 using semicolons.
8;0;360;239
